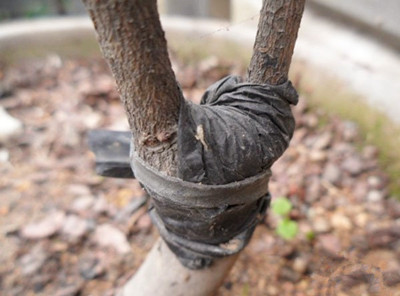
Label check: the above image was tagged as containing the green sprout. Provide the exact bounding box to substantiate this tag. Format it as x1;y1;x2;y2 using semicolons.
271;197;298;240
305;230;316;241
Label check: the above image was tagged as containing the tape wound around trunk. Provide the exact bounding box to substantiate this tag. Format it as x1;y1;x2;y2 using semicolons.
131;76;298;269
131;152;271;269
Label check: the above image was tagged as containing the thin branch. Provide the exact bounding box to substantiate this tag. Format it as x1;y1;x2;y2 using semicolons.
247;0;305;85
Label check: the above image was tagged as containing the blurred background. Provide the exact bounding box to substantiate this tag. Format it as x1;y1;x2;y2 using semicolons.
1;0;400;45
1;0;400;47
1;1;400;296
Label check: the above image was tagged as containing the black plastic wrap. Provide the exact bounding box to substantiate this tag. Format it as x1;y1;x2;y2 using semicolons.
133;76;298;269
88;130;134;178
178;75;298;184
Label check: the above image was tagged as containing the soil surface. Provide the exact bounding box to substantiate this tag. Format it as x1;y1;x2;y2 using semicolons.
1;54;400;296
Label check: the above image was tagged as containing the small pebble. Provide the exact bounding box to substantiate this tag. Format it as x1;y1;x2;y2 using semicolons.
62;215;89;239
313;216;331;233
318;234;342;256
0;149;9;162
21;211;66;239
331;213;352;230
293;256;309;274
341;156;363;176
93;224;130;254
367;190;384;202
367;176;382;189
322;163;341;185
71;196;95;214
354;213;369;227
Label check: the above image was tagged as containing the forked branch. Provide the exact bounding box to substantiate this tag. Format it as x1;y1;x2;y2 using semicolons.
248;0;305;85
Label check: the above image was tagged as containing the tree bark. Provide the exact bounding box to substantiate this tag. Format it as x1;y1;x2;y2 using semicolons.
122;238;238;296
247;0;305;85
83;0;181;175
82;0;304;295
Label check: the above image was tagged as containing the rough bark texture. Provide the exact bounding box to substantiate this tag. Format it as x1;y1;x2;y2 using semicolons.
247;0;305;85
82;0;304;295
83;0;181;175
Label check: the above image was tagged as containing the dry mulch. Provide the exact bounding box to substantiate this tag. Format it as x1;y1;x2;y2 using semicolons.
1;54;400;296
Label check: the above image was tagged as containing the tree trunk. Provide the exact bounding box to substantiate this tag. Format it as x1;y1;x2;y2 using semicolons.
122;238;239;296
83;0;181;175
82;0;305;295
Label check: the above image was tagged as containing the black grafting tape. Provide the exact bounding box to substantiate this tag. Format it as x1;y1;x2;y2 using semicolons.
131;151;271;208
129;76;297;269
131;151;271;269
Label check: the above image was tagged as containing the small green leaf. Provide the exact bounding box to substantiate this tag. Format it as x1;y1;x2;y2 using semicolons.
276;219;298;240
306;230;316;241
271;197;292;216
241;283;250;296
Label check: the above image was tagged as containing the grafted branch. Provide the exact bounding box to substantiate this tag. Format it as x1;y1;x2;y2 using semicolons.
248;0;305;85
83;0;181;175
83;0;305;295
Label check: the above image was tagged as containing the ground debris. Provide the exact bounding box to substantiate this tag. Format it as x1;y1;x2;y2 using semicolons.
61;215;90;239
93;224;131;254
1;56;399;296
18;243;48;275
79;253;106;280
20;211;66;240
0;106;23;143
